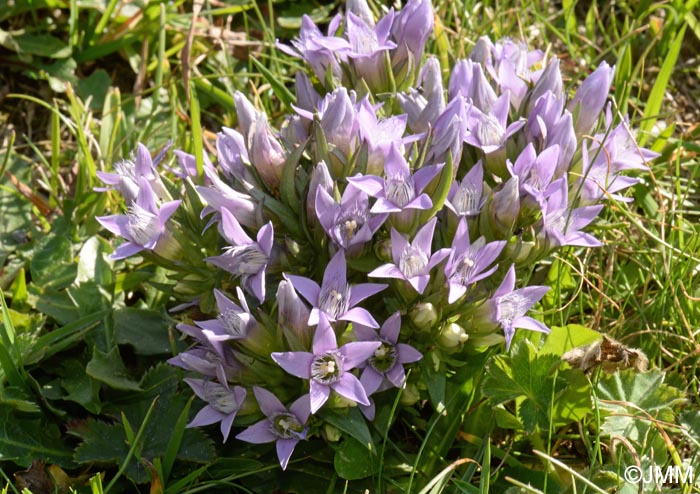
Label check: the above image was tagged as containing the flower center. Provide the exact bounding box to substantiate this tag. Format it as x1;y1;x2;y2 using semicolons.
453;182;481;216
126;204;160;245
222;244;268;275
385;177;415;207
217;308;249;338
311;351;343;384
496;293;529;325
399;246;429;278
114;159;137;180
203;381;240;414
318;283;351;319
476;114;504;147
270;412;306;440
332;205;367;246
368;341;398;374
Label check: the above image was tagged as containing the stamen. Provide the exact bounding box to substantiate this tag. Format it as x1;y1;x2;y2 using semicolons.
217;308;249;338
453;182;481;216
318;283;350;319
126;204;160;245
368;341;398;374
203;381;240;413
310;351;343;384
399;246;428;277
385;178;415;207
270;412;306;440
222;245;268;275
496;293;529;325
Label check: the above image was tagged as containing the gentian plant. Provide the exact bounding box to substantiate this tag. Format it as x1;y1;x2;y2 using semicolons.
94;0;655;476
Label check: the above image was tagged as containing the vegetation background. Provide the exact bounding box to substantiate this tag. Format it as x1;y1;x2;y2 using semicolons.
0;0;699;492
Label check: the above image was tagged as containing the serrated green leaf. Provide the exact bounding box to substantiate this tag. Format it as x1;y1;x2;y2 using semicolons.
114;307;173;355
30;235;77;290
334;437;379;480
0;405;74;467
86;347;142;391
596;370;685;444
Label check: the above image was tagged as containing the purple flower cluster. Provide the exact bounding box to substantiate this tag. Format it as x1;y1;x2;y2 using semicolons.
93;0;655;471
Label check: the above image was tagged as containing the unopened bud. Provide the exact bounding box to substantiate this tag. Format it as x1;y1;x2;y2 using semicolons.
323;424;343;442
410;302;439;330
438;323;469;348
399;383;420;406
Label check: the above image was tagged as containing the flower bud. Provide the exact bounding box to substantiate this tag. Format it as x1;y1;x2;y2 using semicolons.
438;323;469;348
234;91;261;139
487;176;520;237
399;383;420;406
525;59;562;115
391;0;434;70
277;280;312;351
410;302;439;330
374;237;393;263
323;424;343;442
347;0;374;26
249;114;287;191
294;71;320;113
306;161;333;226
568;61;614;135
321;88;358;159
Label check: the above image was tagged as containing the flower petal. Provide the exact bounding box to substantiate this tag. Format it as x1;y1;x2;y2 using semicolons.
309;380;331;413
277;438;299;470
284;274;321;306
271;351;313;378
339;341;382;369
360;368;384;396
348;282;387;306
339;307;379;328
253;386;286;416
332;373;370;406
236;419;277;444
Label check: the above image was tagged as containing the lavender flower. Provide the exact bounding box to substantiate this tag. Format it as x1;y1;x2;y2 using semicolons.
356;98;409;175
368;218;450;294
249;114;287;191
96;179;180;260
489;265;550;349
445;161;484;217
347;143;443;230
398;57;445;134
185;379;246;442
277;280;312;351
206;208;273;303
444;218;506;304
345;10;396;91
540;177;603;249
236;387;311;470
353;312;422;396
96;142;168;203
276;14;350;81
285;249;387;328
567;61;615;135
391;0;434;71
194;288;256;342
197;167;260;229
271;313;381;413
315;183;386;252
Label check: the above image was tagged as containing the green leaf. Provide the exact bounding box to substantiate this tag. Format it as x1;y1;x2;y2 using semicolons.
334;437;379;480
114;307;173;355
482;341;562;433
319;407;376;453
540;324;601;357
76;236;114;286
86;346;142;391
596;370;685;445
250;57;296;108
30;235;76;290
76;69;111;110
0;30;71;58
0;405;74;467
76;365;214;483
58;360;102;414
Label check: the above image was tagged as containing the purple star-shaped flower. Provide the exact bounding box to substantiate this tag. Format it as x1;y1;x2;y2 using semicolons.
315;183;386;252
347;144;443;215
206;208;273;303
444;218;506;304
507;143;560;210
465;93;524;155
276;14;350;81
271;313;381;413
541;177;603;249
490;265;550;349
368;217;450;294
194;288;256;344
353;312;422;396
285;249;387;328
96;179;181;260
236;387;311;470
356;98;409;175
96;142;168;203
197;166;259;229
185;378;246;442
345;10;396;90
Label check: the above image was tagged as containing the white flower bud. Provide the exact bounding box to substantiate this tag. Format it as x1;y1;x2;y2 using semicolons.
438;323;469;348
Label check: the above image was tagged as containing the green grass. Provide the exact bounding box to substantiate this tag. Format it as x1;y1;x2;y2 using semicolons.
1;0;700;493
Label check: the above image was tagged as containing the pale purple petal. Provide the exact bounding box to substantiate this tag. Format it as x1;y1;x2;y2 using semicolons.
360;368;384;396
494;265;516;298
277;439;299;470
96;214;129;237
220;412;236;442
309;380;331;413
285;274;321;306
408;275;430;294
236;419;277;444
385;362;406;388
347;175;385;197
271;351;313;378
370;198;402;213
253;386;286;416
403;193;433;210
220;208;253;246
512;316;550;333
289;394;312;424
413;163;444;193
112;242;145;260
256;222;274;256
339;307;380;328
396;343;423;364
348;282;387;306
332;373;370;406
312;315;338;354
188;406;223;427
368;264;406;280
339;341;382;369
157;200;181;226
